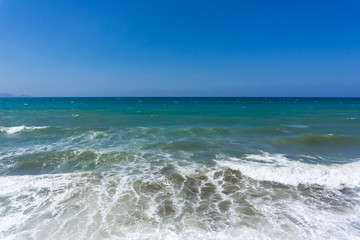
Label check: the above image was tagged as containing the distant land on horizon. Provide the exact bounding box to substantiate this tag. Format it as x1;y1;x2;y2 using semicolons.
0;93;31;98
0;94;360;98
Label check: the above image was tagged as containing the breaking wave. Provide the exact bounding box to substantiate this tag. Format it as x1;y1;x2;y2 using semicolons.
216;152;360;189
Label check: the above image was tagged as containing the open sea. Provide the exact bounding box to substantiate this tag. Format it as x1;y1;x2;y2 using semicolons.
0;97;359;240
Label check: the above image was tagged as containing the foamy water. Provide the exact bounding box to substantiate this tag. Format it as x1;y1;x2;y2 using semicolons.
1;155;359;239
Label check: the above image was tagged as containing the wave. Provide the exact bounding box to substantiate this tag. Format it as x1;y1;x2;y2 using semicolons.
0;126;48;135
284;124;309;128
216;152;360;189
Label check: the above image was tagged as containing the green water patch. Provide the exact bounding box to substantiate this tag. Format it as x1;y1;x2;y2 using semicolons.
273;134;360;148
264;134;360;162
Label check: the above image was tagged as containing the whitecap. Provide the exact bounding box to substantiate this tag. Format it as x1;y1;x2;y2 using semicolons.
0;126;48;135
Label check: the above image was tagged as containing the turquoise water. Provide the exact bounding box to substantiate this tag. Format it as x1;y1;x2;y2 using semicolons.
0;98;360;239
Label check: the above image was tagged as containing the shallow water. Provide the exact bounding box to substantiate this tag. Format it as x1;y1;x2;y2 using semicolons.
0;98;359;239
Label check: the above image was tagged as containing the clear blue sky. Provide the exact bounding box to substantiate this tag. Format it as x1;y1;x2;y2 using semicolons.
0;0;359;97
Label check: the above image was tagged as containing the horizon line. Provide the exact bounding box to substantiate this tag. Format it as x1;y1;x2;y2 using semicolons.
1;96;360;98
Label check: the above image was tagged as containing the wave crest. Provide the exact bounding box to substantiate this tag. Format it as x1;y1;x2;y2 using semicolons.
0;126;48;135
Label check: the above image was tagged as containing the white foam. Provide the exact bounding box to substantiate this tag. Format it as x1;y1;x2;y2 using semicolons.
0;126;48;134
285;124;309;128
216;152;360;189
299;155;318;160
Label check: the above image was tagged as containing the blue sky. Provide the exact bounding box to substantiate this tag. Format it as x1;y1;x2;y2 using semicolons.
0;0;359;97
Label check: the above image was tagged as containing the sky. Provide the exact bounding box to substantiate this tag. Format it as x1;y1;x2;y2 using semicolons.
0;0;359;97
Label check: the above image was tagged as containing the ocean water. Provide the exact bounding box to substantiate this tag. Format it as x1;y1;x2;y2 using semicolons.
0;97;359;240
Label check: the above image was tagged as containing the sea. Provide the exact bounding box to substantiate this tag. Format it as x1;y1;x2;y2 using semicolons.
0;97;359;240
